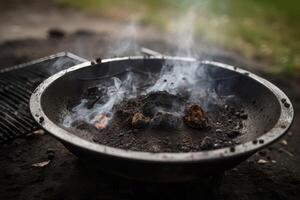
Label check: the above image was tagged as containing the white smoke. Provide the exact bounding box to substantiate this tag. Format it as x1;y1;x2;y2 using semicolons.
63;73;137;127
147;7;215;103
106;20;139;57
63;1;225;128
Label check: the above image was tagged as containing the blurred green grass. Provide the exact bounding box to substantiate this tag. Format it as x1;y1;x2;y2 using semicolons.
56;0;300;75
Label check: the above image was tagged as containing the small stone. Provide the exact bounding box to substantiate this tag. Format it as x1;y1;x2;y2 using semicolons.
257;159;268;164
240;113;248;119
235;123;243;129
200;136;213;150
215;129;222;133
32;160;51;168
33;129;45;136
235;112;240;116
181;145;190;151
280;139;288;146
151;145;160;152
226;130;240;138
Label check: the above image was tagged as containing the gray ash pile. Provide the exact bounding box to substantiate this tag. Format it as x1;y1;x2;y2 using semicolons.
69;90;247;153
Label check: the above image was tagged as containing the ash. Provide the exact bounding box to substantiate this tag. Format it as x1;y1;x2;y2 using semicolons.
70;90;247;153
65;62;248;152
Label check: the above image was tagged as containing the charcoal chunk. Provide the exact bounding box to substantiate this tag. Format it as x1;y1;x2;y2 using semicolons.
184;104;209;129
226;130;241;138
150;111;181;129
131;112;150;129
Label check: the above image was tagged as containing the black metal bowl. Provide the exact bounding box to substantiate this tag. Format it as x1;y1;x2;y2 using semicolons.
30;56;294;182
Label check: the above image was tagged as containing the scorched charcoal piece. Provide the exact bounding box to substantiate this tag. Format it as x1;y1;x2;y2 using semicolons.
184;104;210;129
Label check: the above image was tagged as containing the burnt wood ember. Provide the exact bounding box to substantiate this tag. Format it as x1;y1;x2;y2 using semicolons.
184;104;210;129
95;114;111;130
131;112;150;128
118;91;184;130
70;90;246;153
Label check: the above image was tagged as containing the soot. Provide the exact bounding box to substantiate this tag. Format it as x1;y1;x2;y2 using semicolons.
69;89;247;153
115;91;209;130
64;61;248;153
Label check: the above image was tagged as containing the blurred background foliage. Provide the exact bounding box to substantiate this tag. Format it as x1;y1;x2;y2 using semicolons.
56;0;300;75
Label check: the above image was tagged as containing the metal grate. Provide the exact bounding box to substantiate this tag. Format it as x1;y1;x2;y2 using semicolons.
0;52;87;144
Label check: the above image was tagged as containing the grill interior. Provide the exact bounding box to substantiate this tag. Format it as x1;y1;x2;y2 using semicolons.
0;52;86;144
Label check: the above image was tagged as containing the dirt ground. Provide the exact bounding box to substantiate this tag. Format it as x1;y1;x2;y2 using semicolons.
0;1;299;199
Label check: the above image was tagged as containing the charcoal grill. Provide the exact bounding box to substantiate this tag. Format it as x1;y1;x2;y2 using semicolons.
0;52;87;144
30;56;294;181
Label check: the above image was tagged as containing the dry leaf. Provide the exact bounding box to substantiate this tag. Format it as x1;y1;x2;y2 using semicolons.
33;129;45;135
279;148;295;157
32;160;51;167
281;139;288;146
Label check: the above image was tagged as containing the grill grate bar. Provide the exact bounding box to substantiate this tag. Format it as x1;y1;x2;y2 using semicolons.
0;83;31;98
1;87;29;104
0;77;35;92
0;116;28;133
0;105;34;128
0;52;87;144
0;77;36;94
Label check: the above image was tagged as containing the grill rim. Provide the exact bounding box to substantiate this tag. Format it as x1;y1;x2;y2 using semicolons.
0;52;87;73
30;56;294;163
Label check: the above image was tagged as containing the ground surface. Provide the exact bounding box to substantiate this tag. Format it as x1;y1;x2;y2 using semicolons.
0;1;299;200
